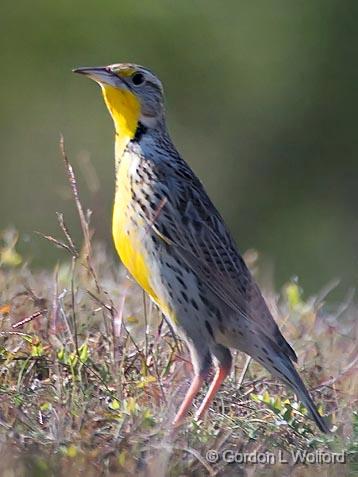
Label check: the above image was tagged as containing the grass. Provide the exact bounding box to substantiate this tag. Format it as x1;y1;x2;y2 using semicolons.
0;141;357;476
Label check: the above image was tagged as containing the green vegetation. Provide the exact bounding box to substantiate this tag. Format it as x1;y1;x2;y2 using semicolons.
0;148;356;476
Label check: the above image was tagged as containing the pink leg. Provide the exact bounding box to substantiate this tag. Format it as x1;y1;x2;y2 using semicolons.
172;374;205;427
195;365;231;421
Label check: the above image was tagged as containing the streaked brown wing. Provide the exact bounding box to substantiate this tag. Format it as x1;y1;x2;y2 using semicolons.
151;171;297;362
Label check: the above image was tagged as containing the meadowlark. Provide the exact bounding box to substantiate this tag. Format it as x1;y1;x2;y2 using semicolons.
73;63;329;433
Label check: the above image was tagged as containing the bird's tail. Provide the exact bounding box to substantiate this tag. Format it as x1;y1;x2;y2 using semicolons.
225;316;330;432
264;349;331;433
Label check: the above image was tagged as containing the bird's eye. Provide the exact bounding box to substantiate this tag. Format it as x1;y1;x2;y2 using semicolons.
131;72;145;86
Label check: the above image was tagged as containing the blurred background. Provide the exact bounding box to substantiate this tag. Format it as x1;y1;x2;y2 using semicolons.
1;1;357;299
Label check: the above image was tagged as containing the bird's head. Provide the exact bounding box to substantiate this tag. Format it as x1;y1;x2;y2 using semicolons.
73;63;165;140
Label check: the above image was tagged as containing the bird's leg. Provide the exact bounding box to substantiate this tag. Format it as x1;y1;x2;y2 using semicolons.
172;374;205;427
195;364;231;421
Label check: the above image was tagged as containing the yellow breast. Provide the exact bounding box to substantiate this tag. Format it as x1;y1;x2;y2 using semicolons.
100;83;173;318
112;155;174;319
112;154;157;298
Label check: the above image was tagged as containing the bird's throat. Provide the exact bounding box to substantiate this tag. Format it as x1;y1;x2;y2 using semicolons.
100;84;141;161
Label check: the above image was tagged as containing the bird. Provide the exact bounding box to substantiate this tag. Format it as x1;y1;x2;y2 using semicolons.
73;63;330;433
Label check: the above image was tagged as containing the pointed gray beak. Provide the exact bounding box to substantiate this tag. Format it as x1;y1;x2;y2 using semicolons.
73;66;126;88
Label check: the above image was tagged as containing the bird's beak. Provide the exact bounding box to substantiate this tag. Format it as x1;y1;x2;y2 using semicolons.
73;66;126;89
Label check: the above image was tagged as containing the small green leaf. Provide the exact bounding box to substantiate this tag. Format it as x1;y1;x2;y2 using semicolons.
65;445;77;458
137;375;156;388
109;399;120;410
126;315;139;324
118;450;127;466
273;396;282;411
79;343;89;363
285;282;302;309
262;390;271;404
31;340;43;357
57;347;65;361
40;402;52;411
68;352;78;367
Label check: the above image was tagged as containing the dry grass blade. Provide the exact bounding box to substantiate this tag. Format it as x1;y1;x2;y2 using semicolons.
70;255;79;354
59;134;100;294
56;212;79;257
60;134;90;252
237;355;252;387
12;310;47;329
50;264;59;335
35;231;74;255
